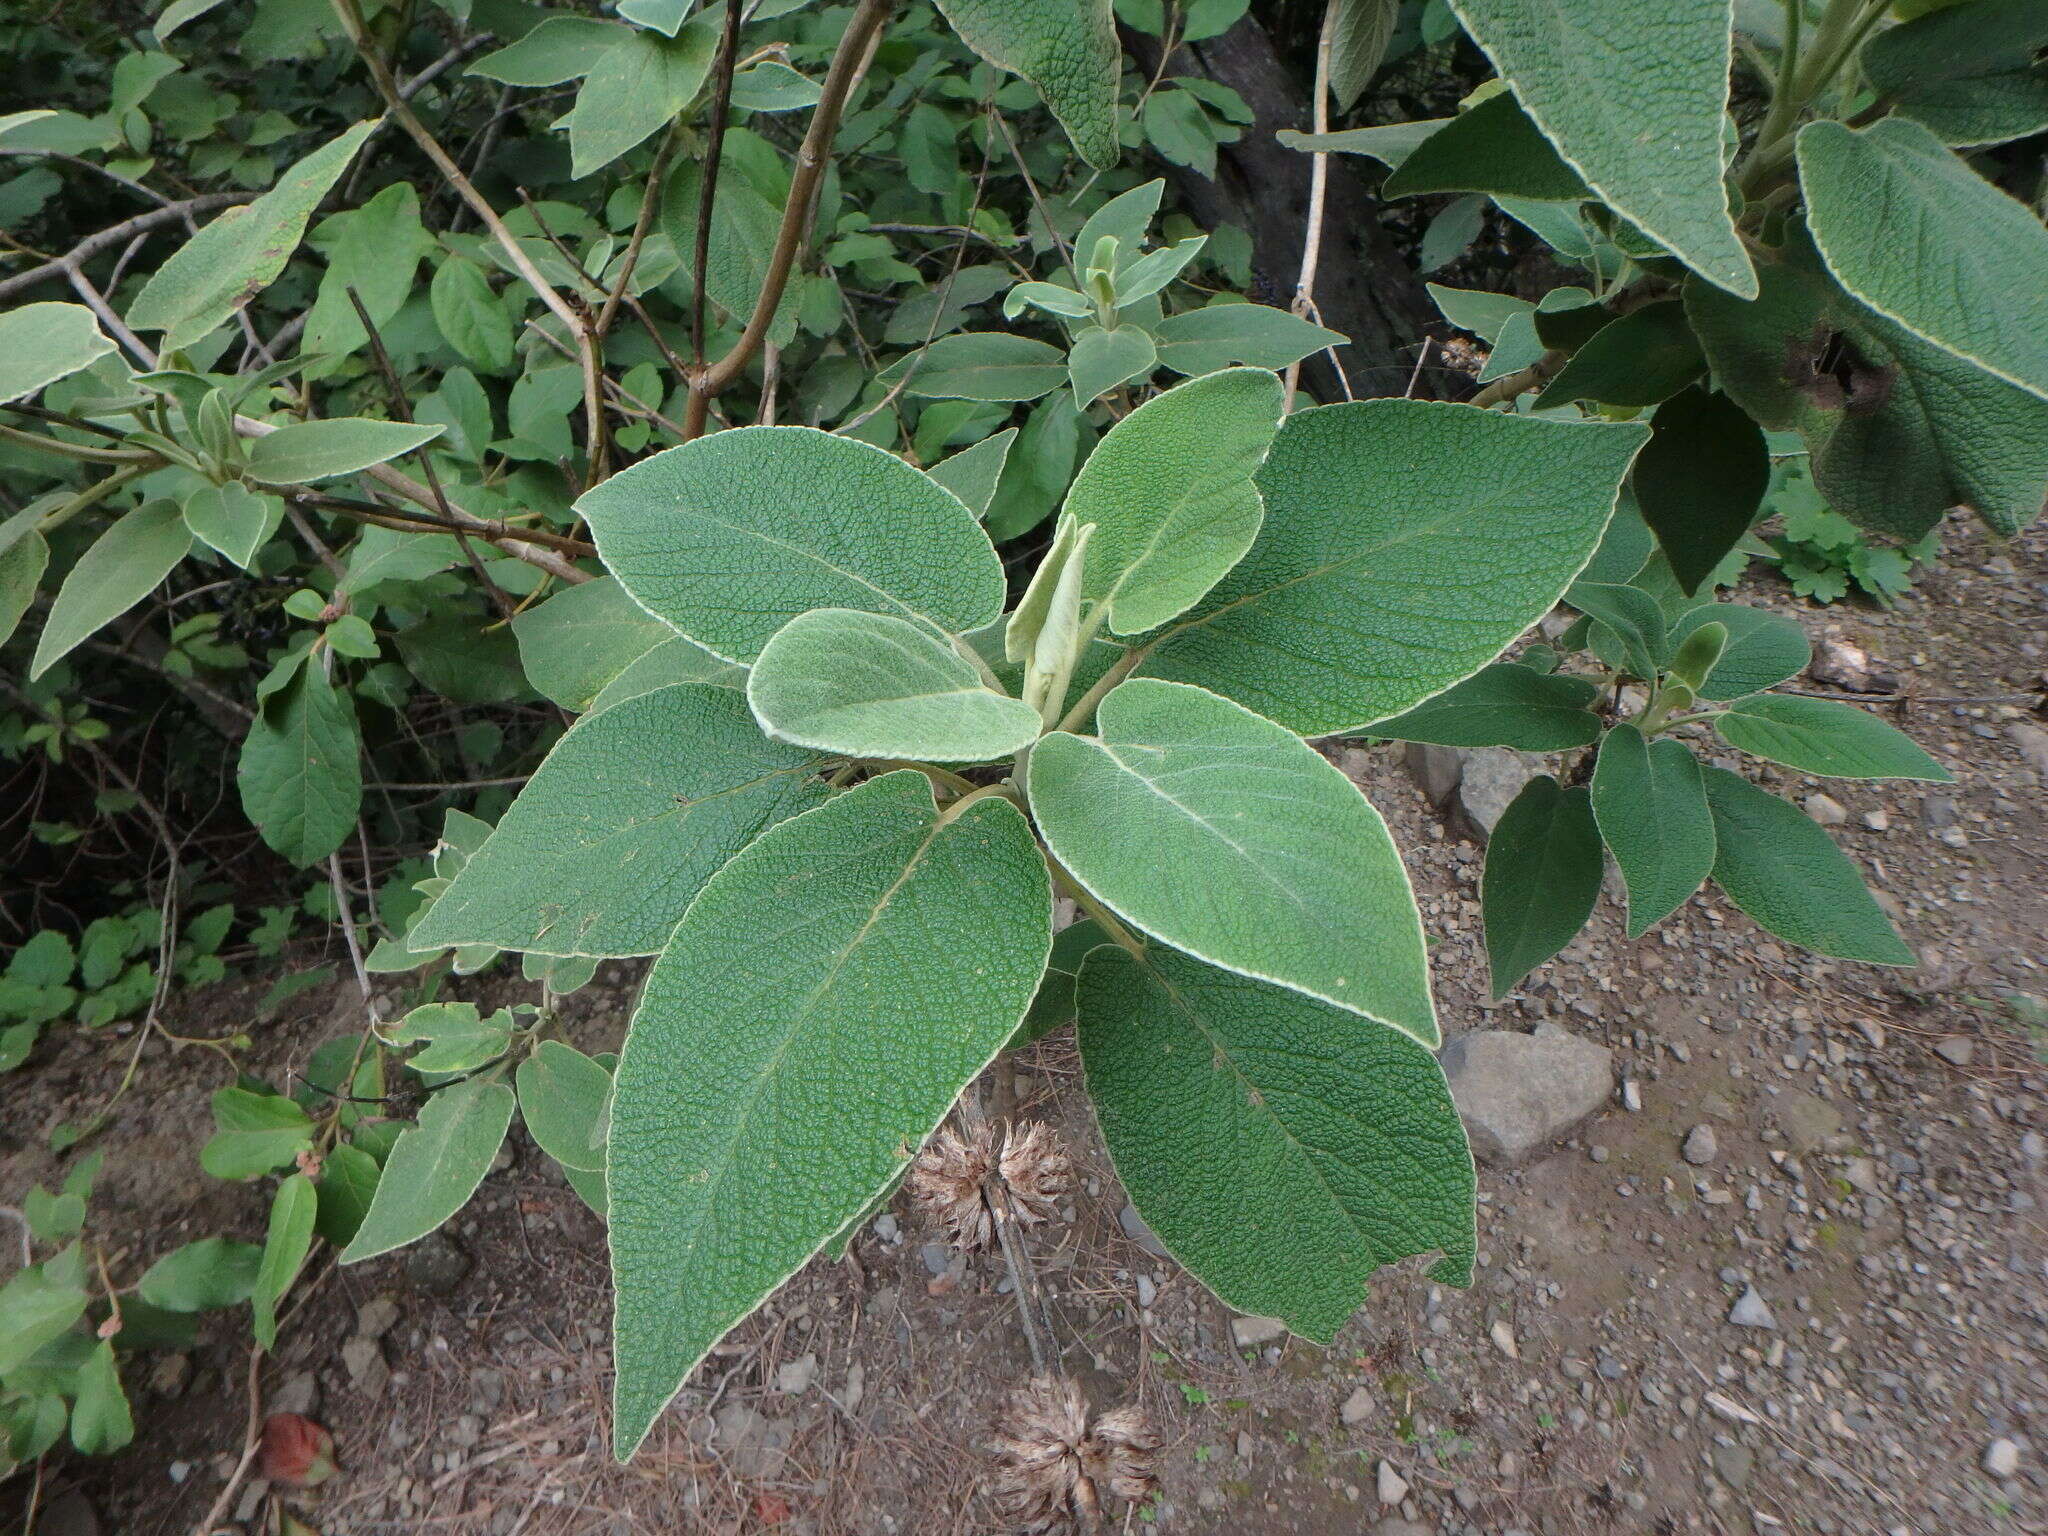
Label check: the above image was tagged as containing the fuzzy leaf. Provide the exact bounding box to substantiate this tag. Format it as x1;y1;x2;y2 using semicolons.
1714;694;1953;782
1481;777;1602;997
340;1077;515;1263
1589;724;1714;937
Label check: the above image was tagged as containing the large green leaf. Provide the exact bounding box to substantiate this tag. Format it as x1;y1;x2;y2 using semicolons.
1135;401;1645;735
0;1266;89;1374
1798;117;2048;404
136;1238;263;1312
1151;304;1347;375
1534;302;1705;409
607;771;1051;1458
29;500;192;679
250;1173;315;1351
1079;946;1473;1341
1714;694;1953;781
1029;678;1436;1044
300;182;432;373
748;608;1042;761
932;0;1121;168
429;257;516;376
199;1089;313;1181
182;482;283;570
562;15;718;177
1700;767;1914;964
68;1342;132;1456
1565;578;1668;681
1365;663;1602;750
1065;325;1157;406
882;332;1069;402
1383;91;1590;201
1589;724;1714;937
468;15;623;85
409;683;829;958
0;526;47;650
1444;0;1755;297
235;663;362;868
245;418;443;485
660;133;805;350
1632;387;1769;594
128;121;377;351
1481;776;1602;998
511;574;683;713
587;635;747;712
1066;367;1285;635
927;428;1016;517
0;303;116;404
578;426;1004;663
340;1076;515;1263
1686;225;2048;538
1663;609;1799;706
516;1041;613;1174
1330;0;1400;108
1861;0;2048;149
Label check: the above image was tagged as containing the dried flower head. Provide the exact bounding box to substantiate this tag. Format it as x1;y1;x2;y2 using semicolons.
910;1119;1070;1250
989;1377;1160;1532
1438;335;1488;377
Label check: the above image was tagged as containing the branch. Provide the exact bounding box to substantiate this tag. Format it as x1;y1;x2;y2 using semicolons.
689;0;749;365
684;0;897;438
0;193;241;302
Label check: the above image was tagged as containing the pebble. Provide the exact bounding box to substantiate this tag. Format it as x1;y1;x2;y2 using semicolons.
1376;1459;1410;1505
1683;1124;1719;1165
1134;1274;1156;1308
1933;1037;1975;1067
356;1294;402;1341
1711;1443;1755;1490
1118;1202;1170;1260
1489;1320;1519;1359
775;1354;817;1395
1861;808;1890;832
404;1233;472;1296
1340;1386;1374;1426
1728;1287;1777;1330
872;1213;899;1243
342;1335;390;1395
1804;793;1848;826
1230;1315;1287;1349
1983;1438;2021;1478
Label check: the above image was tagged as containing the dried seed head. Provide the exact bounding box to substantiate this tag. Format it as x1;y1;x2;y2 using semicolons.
911;1119;1071;1250
1438;335;1488;377
998;1120;1071;1228
909;1124;998;1250
989;1377;1160;1532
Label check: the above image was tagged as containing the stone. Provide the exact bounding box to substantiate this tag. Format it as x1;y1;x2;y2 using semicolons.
1769;1089;1843;1153
775;1354;818;1395
1804;793;1848;826
1489;1321;1519;1359
1438;1029;1615;1163
1231;1315;1287;1349
342;1336;390;1396
1921;793;1958;830
270;1368;319;1417
713;1402;793;1481
405;1233;472;1296
1455;749;1542;839
1376;1460;1410;1505
2009;721;2048;778
148;1352;192;1399
1682;1124;1719;1166
1984;1438;2021;1478
1402;742;1463;806
1118;1202;1170;1260
1933;1037;1975;1067
1340;1386;1374;1426
841;1362;865;1415
872;1213;899;1243
356;1294;402;1342
1861;808;1890;832
1710;1443;1755;1490
1728;1287;1777;1330
1135;1275;1156;1308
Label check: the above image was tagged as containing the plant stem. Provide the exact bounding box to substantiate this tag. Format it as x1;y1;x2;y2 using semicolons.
683;0;896;439
1053;640;1148;737
1281;0;1338;407
598;118;688;343
33;461;153;532
0;422;157;465
689;0;749;367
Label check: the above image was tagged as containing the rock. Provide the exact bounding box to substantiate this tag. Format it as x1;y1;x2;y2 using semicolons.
1231;1315;1287;1349
1402;742;1463;806
405;1233;472;1296
713;1402;793;1480
1769;1089;1843;1153
1933;1037;1975;1067
1455;749;1541;839
919;1242;951;1278
841;1362;865;1415
1489;1321;1519;1359
1118;1203;1170;1260
1135;1274;1156;1308
342;1335;390;1396
775;1354;818;1395
356;1294;402;1342
1921;793;1958;830
1810;639;1895;693
270;1368;319;1417
2010;721;2048;778
1804;793;1848;827
148;1352;192;1399
1862;808;1891;832
1682;1125;1719;1166
872;1213;899;1243
1376;1460;1410;1505
1728;1287;1777;1330
1439;1029;1614;1163
1340;1386;1374;1426
1984;1438;2021;1478
1711;1443;1755;1490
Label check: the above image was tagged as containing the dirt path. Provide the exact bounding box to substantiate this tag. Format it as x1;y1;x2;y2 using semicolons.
4;510;2043;1536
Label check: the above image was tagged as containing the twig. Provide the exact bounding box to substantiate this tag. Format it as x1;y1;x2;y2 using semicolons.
194;1348;266;1536
0;193;241;302
689;0;749;366
682;0;897;439
1282;2;1338;407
